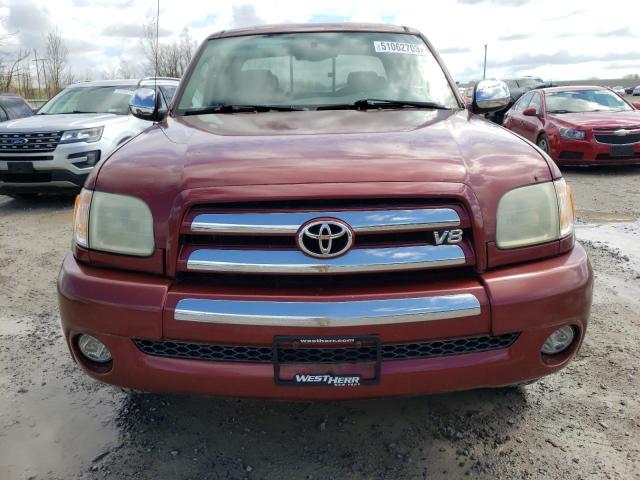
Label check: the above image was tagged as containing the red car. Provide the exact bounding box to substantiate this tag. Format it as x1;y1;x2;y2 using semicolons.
57;24;592;400
503;86;640;165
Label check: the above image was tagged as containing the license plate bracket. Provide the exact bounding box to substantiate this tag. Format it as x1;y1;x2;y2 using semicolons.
273;335;381;387
7;162;34;173
610;144;634;158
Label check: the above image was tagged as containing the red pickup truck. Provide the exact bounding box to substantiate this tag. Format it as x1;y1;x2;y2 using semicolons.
57;24;592;400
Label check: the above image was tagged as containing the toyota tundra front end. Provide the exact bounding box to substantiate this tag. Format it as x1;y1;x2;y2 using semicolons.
57;24;592;400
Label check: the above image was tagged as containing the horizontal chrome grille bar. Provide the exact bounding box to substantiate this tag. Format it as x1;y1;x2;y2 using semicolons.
191;208;460;234
174;294;481;327
186;244;466;274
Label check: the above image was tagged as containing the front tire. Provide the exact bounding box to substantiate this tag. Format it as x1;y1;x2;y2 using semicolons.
536;134;550;155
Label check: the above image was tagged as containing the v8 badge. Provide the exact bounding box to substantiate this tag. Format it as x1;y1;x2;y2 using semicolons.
434;229;463;245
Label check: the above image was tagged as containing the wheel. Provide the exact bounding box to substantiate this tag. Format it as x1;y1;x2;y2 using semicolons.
536;134;550;154
8;193;39;200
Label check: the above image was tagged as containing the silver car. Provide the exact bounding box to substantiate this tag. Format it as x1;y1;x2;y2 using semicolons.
0;78;179;198
611;85;626;97
634;85;640;96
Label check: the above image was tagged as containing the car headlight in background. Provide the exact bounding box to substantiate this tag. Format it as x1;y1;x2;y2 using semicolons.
73;189;155;256
558;127;585;140
60;126;104;143
496;179;574;249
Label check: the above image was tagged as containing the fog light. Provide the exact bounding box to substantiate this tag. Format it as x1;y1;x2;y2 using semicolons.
68;150;101;167
541;326;575;355
77;334;112;363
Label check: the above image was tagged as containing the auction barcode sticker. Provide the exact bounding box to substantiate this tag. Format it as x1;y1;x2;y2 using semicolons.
373;41;427;55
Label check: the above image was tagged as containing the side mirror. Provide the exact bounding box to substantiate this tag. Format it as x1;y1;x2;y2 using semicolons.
523;107;538;117
632;102;640;110
129;88;166;121
471;80;510;114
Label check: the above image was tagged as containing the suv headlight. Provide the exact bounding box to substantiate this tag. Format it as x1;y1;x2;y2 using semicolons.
73;189;155;256
60;126;104;144
496;179;574;249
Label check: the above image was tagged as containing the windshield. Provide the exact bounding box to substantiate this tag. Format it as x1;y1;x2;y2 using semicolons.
518;78;544;88
39;85;136;115
546;89;632;113
176;32;459;112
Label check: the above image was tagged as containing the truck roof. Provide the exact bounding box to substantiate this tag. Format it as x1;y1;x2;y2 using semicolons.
207;23;419;40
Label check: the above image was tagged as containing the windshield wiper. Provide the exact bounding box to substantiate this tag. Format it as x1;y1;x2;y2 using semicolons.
183;104;305;115
547;109;574;114
317;99;451;111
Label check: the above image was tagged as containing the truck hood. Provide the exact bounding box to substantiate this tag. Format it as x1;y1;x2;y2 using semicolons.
0;113;127;131
95;109;552;189
91;109;555;245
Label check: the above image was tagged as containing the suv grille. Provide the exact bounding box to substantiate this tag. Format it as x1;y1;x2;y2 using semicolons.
0;132;63;153
134;333;519;364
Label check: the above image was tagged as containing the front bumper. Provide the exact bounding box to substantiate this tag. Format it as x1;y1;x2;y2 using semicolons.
550;135;640;166
0;142;100;193
57;244;593;400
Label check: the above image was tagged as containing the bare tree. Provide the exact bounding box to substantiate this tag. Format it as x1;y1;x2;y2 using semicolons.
45;28;69;95
100;65;118;80
2;49;30;91
177;28;196;75
62;69;77;87
117;59;137;79
142;16;160;76
141;17;196;78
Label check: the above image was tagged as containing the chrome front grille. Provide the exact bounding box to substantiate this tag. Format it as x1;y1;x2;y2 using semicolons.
186;245;466;274
179;205;474;275
190;209;461;234
0;132;63;153
173;294;481;327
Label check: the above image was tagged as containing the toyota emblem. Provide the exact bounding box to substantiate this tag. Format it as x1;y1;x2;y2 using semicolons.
297;219;354;258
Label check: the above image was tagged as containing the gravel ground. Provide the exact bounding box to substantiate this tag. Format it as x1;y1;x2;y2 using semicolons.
0;165;639;480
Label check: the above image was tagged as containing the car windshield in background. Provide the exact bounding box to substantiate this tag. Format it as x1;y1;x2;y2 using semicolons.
38;86;136;115
546;89;632;114
176;32;459;113
158;84;178;104
518;78;544;88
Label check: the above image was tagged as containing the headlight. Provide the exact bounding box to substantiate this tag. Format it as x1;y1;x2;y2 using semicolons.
558;127;585;140
73;189;92;248
73;188;155;256
496;179;574;249
60;126;104;144
554;177;575;237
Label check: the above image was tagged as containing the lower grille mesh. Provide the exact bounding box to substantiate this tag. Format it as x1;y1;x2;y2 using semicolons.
134;333;519;364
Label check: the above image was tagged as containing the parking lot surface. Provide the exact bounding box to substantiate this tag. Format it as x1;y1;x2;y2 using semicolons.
1;166;639;479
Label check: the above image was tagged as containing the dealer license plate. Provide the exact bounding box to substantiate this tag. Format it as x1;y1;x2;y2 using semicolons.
273;335;381;387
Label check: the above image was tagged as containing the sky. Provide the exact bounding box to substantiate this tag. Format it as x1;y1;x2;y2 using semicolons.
0;0;639;83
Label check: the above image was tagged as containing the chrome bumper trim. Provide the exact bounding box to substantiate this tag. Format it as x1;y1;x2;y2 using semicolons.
174;294;481;327
186;244;466;274
191;208;460;234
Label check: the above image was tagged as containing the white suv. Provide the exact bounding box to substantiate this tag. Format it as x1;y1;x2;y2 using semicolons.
0;78;179;198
